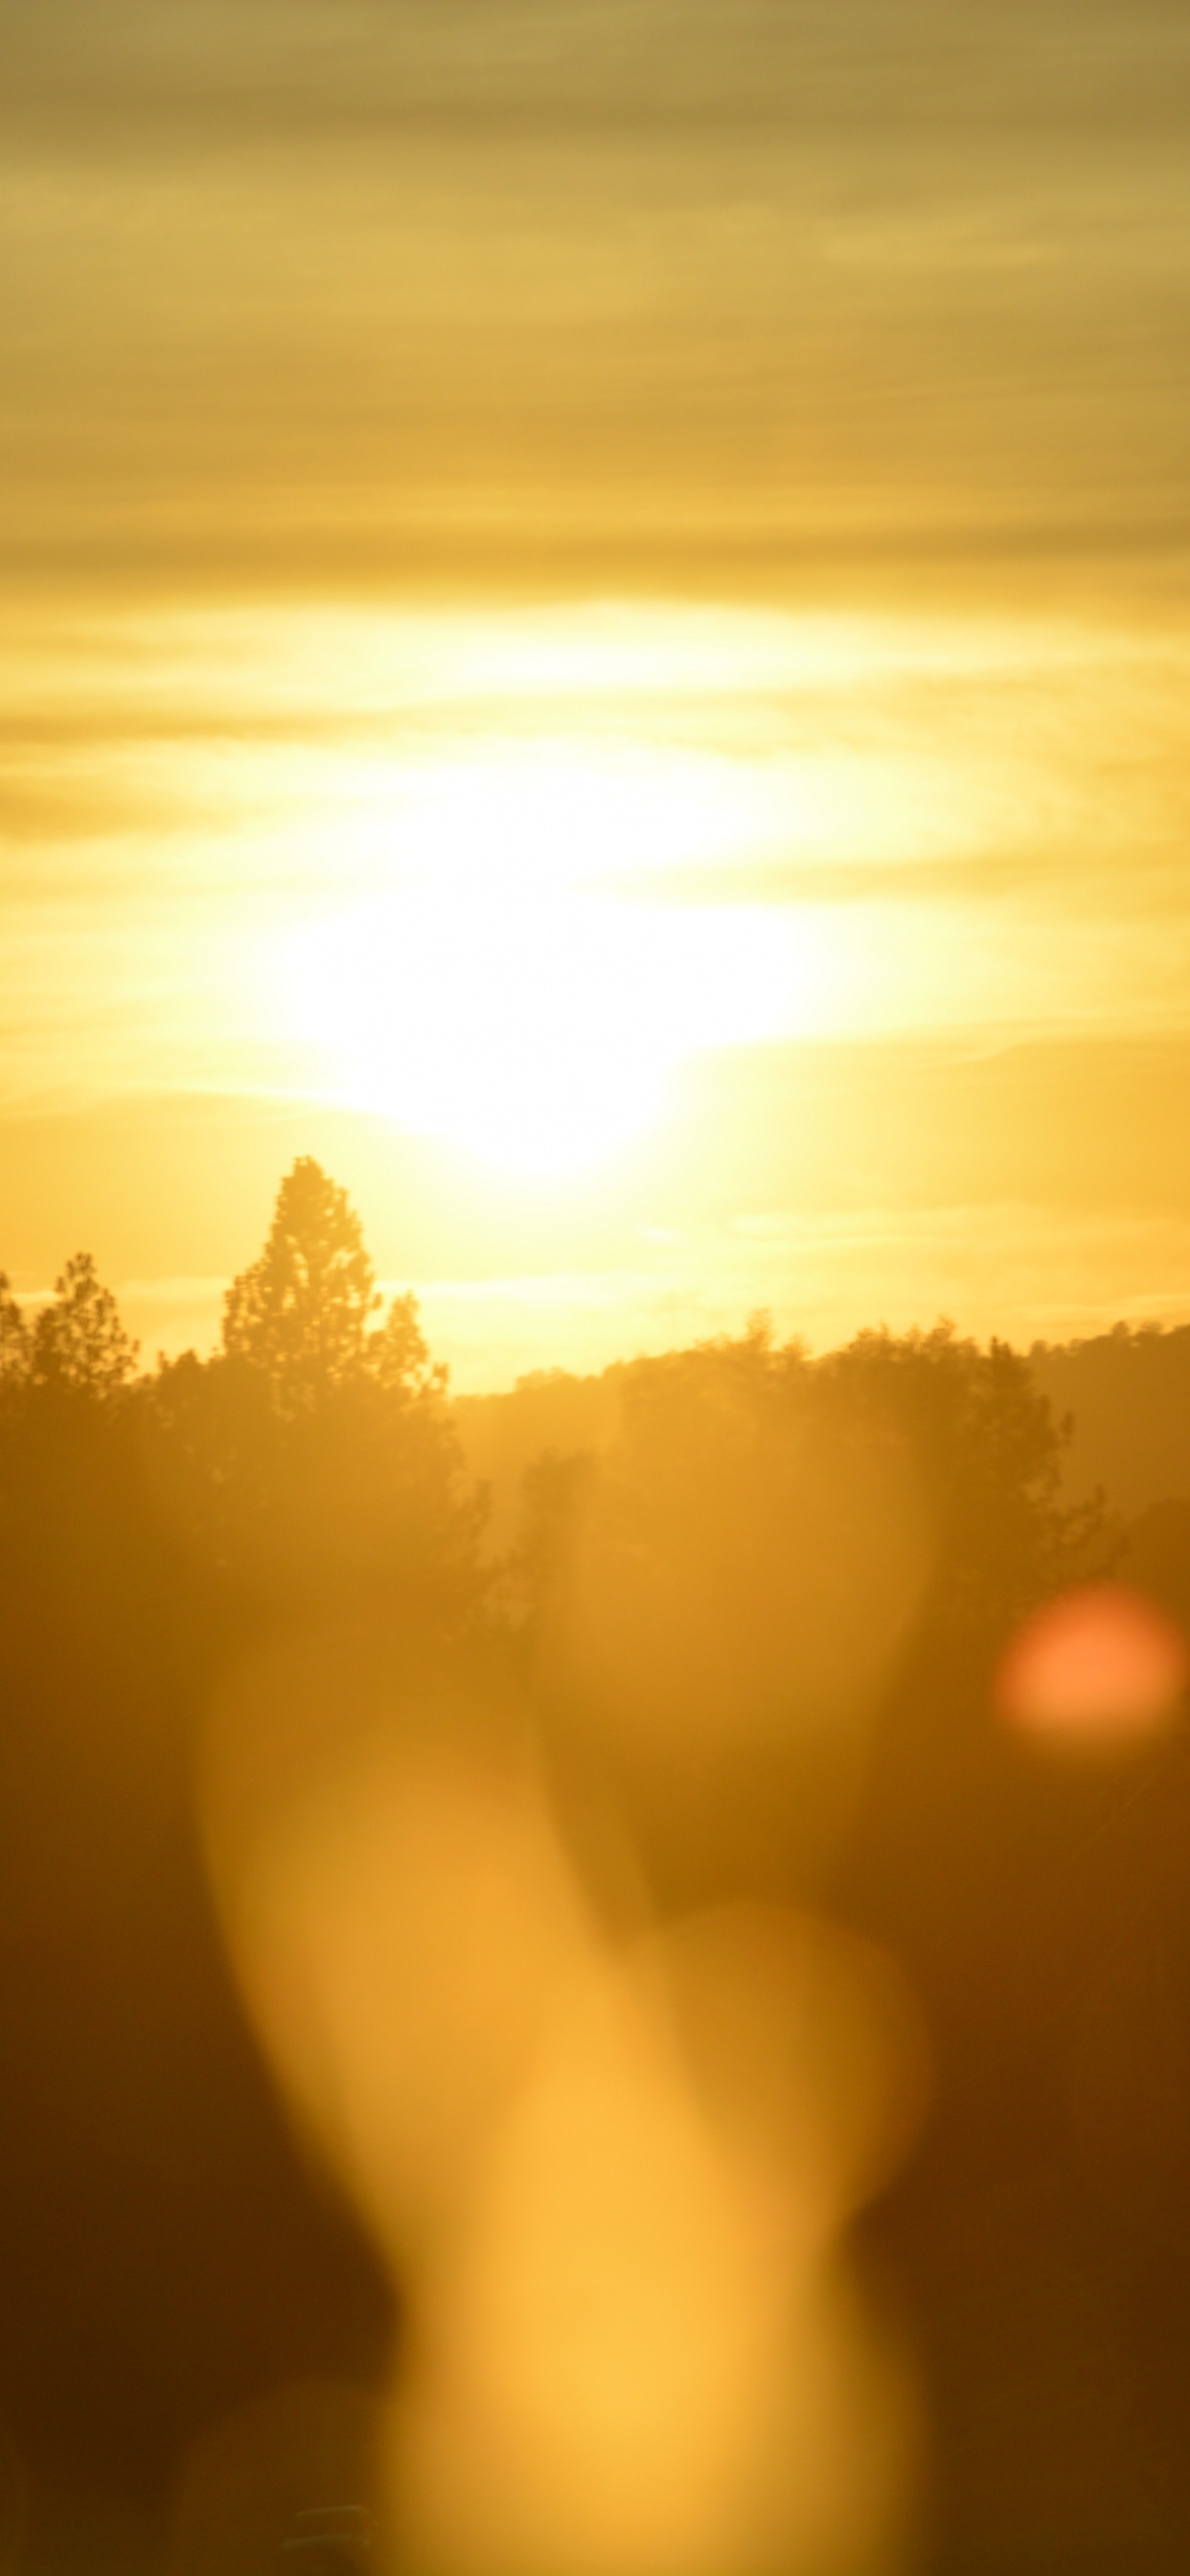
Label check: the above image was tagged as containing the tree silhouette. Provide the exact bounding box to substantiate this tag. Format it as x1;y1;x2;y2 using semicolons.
367;1288;447;1404
517;1317;1101;1679
222;1157;381;1412
29;1252;139;1399
151;1159;487;1622
0;1273;29;1392
815;1321;1106;1640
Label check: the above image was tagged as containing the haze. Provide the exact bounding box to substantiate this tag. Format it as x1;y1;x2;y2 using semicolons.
7;18;1190;2573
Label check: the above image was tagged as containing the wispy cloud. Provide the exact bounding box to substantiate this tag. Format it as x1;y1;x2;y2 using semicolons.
3;0;1186;598
6;1;1189;149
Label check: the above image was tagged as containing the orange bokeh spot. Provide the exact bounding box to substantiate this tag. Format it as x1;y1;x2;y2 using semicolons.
996;1582;1189;1747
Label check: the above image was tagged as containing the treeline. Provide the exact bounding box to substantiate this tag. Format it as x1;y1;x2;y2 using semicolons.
4;1159;1190;2575
0;1162;490;2576
1;1159;485;1634
1032;1319;1190;1518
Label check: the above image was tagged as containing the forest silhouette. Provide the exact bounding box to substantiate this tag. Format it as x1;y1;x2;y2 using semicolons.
4;1160;1190;2575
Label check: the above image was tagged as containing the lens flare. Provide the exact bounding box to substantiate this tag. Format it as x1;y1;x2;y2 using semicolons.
995;1581;1189;1748
202;1631;927;2576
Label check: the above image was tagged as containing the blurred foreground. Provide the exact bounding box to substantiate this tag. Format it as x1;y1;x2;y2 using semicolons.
2;1164;1190;2572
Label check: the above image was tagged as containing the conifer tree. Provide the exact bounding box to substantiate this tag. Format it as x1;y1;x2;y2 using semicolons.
30;1254;139;1398
222;1156;379;1412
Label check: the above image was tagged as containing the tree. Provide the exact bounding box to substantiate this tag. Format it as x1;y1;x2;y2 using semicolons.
29;1254;139;1400
367;1290;446;1405
149;1161;488;1625
0;1275;30;1394
222;1158;379;1412
815;1322;1107;1640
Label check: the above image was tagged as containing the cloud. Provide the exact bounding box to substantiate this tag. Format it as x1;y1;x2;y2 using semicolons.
0;776;196;849
1;0;1187;601
606;851;1188;912
4;1;1189;150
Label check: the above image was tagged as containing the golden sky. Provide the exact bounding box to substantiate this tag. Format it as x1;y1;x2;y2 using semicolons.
3;0;1190;1385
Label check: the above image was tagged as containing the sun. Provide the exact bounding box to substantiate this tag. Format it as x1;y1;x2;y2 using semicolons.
297;876;679;1182
273;743;807;1182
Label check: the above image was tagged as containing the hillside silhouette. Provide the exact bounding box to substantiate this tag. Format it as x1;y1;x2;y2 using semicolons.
3;1162;1190;2571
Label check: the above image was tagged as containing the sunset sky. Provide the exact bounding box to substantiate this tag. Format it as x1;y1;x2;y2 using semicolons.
4;0;1189;1386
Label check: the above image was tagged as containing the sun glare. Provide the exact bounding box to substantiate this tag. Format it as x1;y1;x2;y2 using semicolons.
252;601;1095;1184
274;742;816;1180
